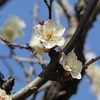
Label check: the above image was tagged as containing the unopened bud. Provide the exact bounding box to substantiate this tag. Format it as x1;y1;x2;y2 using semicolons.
63;71;70;77
39;20;44;25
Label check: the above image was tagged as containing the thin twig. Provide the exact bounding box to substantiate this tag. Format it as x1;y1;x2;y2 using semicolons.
1;59;14;75
0;35;35;52
83;56;100;69
12;55;49;64
0;55;49;65
32;2;39;26
58;0;73;20
44;0;54;19
0;0;8;7
19;62;33;83
0;35;47;69
34;53;47;69
32;92;38;100
37;82;50;91
50;0;53;5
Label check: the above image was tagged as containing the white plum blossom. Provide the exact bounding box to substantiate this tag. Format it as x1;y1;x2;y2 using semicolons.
30;36;44;55
59;52;82;79
0;88;12;100
0;16;26;41
34;19;65;49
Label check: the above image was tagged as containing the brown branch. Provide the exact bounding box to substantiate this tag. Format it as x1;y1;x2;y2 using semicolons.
62;0;99;55
0;35;47;69
0;0;8;8
2;76;15;94
12;55;49;64
44;0;54;19
0;55;49;65
11;49;60;100
0;35;35;52
83;56;100;69
58;0;78;50
34;52;47;69
19;62;33;83
37;82;50;92
32;2;39;26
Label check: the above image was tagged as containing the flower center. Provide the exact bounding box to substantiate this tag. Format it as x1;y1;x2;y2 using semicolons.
43;31;54;41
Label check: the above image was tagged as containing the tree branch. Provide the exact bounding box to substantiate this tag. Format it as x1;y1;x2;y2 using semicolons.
12;55;49;64
83;56;100;69
58;0;73;20
62;0;99;55
58;0;78;50
0;35;35;52
44;0;54;19
11;50;60;100
0;0;8;8
0;35;47;69
10;0;99;99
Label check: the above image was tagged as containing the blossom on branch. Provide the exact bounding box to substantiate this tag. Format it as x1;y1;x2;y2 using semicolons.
34;19;65;49
0;16;26;41
59;52;82;79
0;88;12;100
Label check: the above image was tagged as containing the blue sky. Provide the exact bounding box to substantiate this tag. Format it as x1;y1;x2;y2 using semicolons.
0;0;100;100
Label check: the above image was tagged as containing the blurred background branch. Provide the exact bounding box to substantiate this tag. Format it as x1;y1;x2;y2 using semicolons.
0;0;8;8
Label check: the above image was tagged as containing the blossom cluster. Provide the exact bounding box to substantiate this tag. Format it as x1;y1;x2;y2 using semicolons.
0;88;12;100
0;16;26;41
30;19;65;54
30;19;82;79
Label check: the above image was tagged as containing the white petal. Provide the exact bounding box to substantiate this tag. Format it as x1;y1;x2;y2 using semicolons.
63;65;71;71
67;52;77;61
68;61;77;70
53;25;65;36
30;36;44;55
0;89;6;96
39;38;47;42
77;60;82;72
16;20;26;28
0;27;14;40
0;16;25;41
56;37;65;46
5;16;26;29
70;61;82;73
70;61;82;79
70;72;82;79
59;52;67;65
41;37;65;49
5;95;12;100
44;19;56;31
42;41;56;49
34;25;44;36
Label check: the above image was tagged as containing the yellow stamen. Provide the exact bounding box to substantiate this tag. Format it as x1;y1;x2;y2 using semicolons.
43;31;55;41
